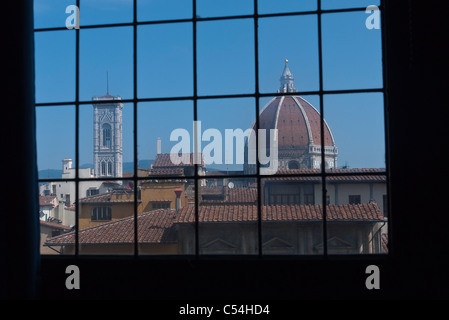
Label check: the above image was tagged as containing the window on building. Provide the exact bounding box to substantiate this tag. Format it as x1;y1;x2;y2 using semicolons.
107;161;112;175
102;123;111;148
91;207;112;221
349;195;361;205
101;162;106;176
151;202;171;210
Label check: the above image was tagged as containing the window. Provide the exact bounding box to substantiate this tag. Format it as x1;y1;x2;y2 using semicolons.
35;1;389;257
91;207;112;221
86;189;99;197
102;123;111;148
151;202;171;210
349;195;361;205
288;161;299;169
107;161;112;175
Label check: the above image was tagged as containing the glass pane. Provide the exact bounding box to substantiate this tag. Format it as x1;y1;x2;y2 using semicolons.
78;180;135;255
137;101;194;177
322;11;383;90
139;178;195;255
198;98;256;175
80;26;133;101
197;0;253;17
258;95;322;175
34;0;74;29
321;0;380;10
39;181;75;255
259;15;319;94
80;0;133;26
325;173;388;255
138;23;193;99
262;177;323;255
137;0;192;22
258;0;316;14
197;178;258;255
35;30;75;103
36;106;75;180
324;93;385;171
197;19;254;96
80;103;134;179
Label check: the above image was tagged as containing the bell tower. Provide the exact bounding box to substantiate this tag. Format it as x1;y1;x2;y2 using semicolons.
92;94;123;178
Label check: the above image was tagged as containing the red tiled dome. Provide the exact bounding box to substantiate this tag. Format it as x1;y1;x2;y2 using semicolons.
257;95;335;148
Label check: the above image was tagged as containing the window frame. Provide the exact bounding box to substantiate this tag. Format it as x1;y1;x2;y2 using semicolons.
34;0;391;259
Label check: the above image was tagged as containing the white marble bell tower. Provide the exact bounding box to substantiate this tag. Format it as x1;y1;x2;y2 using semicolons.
92;93;123;179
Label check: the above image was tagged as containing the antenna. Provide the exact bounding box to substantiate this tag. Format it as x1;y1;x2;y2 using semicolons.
106;71;109;94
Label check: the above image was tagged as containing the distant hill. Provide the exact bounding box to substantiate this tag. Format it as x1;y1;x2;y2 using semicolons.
38;169;62;180
38;160;154;179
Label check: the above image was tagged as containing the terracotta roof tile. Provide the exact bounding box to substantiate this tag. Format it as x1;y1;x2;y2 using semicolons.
45;203;384;246
152;153;204;168
268;168;386;182
45;210;176;246
79;190;135;204
148;167;185;176
39;195;58;207
175;203;384;223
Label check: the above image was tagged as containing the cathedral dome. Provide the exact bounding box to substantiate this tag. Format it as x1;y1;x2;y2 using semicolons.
258;95;335;148
245;60;338;171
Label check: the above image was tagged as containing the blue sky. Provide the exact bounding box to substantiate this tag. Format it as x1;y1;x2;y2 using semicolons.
34;0;384;176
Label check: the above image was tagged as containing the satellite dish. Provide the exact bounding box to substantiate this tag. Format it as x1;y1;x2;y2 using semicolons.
228;182;234;189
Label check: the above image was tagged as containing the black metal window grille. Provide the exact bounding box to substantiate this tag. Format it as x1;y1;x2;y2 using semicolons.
35;0;390;257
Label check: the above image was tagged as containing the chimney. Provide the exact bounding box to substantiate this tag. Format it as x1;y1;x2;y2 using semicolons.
157;137;161;155
174;188;182;212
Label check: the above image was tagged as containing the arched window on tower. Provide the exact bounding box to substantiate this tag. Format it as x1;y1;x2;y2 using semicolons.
288;160;299;169
101;162;106;175
107;161;112;175
102;123;111;148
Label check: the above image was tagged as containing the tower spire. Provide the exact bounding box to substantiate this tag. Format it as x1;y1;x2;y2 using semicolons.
278;59;297;93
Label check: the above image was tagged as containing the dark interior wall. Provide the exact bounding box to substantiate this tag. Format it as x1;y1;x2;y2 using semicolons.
1;0;448;300
0;1;39;299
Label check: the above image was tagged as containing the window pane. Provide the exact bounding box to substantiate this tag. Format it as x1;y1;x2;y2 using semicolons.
80;26;133;101
325;174;388;255
258;0;316;14
323;93;385;171
258;95;324;175
39;181;75;255
198;98;256;175
259;15;319;94
197;0;253;17
80;103;134;179
34;0;74;29
138;23;193;99
35;30;75;103
262;177;323;255
198;178;258;255
137;101;194;177
80;0;133;26
197;19;254;95
322;11;383;90
137;0;192;21
77;180;135;255
139;178;195;255
321;0;380;10
36;106;75;180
